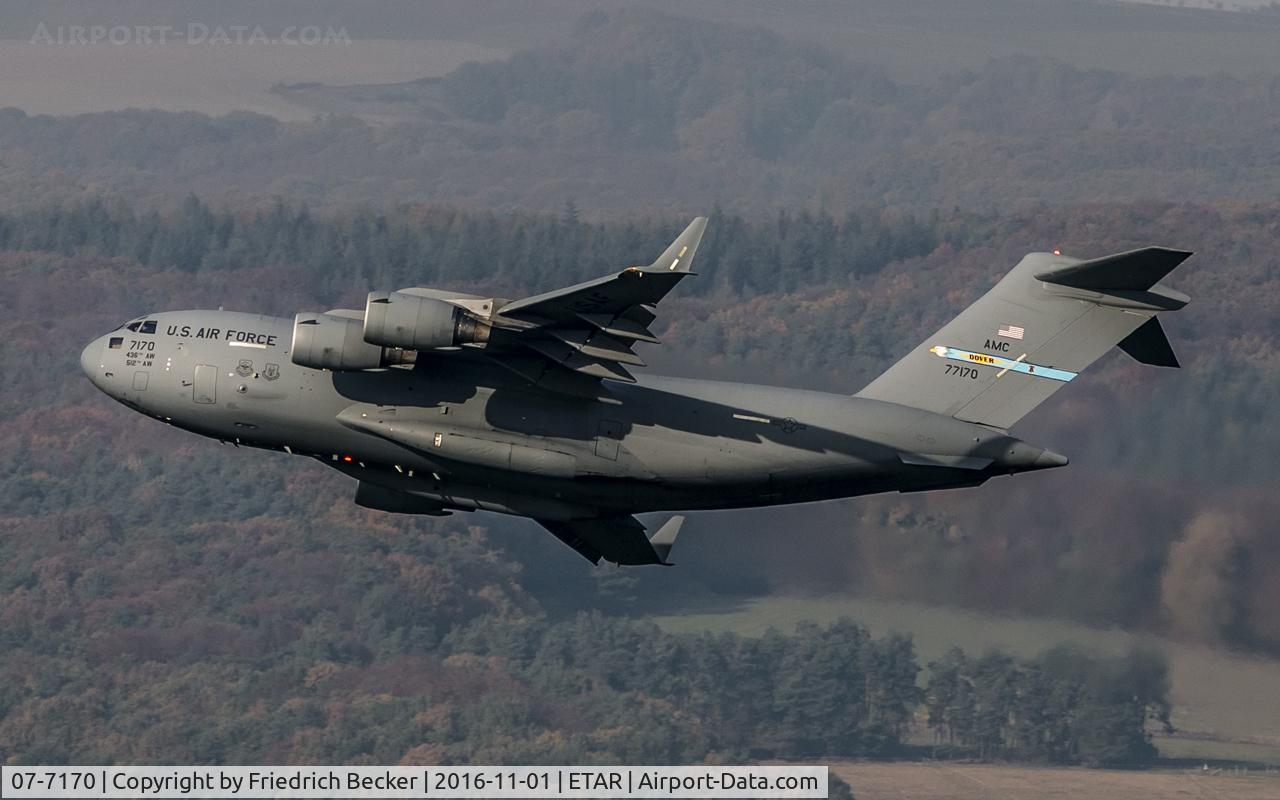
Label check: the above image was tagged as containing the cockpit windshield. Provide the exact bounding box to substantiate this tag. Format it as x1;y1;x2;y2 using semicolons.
123;320;158;334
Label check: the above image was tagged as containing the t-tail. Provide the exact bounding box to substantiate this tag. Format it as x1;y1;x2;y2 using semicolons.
857;247;1192;429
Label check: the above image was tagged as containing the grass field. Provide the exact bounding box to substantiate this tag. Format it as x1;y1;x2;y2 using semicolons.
651;595;1280;766
829;761;1280;800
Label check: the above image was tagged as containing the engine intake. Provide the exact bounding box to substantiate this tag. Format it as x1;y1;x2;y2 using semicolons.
291;312;386;370
363;292;491;350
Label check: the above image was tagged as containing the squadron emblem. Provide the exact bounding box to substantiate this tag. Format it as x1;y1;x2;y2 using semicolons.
776;417;806;434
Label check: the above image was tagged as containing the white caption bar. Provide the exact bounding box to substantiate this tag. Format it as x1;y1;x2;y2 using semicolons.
1;766;828;799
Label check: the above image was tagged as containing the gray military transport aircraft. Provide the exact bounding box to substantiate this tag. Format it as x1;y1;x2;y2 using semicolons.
80;218;1192;566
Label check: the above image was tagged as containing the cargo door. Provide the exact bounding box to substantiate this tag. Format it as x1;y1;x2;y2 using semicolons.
193;364;218;404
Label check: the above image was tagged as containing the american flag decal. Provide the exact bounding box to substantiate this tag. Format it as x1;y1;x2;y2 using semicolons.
997;324;1025;340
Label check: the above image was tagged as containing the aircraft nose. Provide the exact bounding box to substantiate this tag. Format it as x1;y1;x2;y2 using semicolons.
80;338;102;384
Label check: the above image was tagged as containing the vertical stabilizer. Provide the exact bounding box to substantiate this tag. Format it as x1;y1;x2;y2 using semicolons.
857;247;1192;429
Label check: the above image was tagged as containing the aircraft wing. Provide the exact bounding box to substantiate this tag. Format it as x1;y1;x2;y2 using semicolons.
538;515;684;565
484;217;707;388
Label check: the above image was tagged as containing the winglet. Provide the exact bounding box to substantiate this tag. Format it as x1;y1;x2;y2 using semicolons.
647;217;707;274
648;515;684;565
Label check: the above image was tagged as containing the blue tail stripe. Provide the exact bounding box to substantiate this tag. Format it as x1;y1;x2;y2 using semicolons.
932;346;1077;383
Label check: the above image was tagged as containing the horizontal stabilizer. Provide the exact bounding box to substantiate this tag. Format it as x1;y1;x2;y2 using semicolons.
1035;246;1193;291
1117;316;1180;368
537;514;682;565
648;515;684;565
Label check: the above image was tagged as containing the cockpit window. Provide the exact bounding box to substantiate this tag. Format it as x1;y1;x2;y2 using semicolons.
125;321;140;332
109;337;123;349
139;320;157;334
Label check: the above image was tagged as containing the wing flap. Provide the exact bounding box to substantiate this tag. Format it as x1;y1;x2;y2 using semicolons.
576;313;661;344
549;328;647;366
500;268;686;323
478;217;706;391
483;352;606;397
524;339;636;382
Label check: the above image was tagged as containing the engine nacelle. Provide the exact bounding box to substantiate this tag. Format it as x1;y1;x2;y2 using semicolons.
291;312;385;370
363;291;491;350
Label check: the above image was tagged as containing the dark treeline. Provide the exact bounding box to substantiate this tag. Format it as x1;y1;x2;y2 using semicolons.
444;616;920;760
0;555;1169;768
443;616;1170;766
0;196;939;297
925;645;1172;767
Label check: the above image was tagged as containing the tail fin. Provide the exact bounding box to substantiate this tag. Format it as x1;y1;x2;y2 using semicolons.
856;247;1192;429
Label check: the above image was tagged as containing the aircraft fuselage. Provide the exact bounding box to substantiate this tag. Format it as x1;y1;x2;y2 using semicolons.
81;310;1064;522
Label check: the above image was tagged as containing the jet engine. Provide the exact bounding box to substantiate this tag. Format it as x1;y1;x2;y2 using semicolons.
363;291;491;350
291;312;386;370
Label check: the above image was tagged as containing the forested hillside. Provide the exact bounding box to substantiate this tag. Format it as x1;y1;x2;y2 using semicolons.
8;9;1280;213
2;197;1277;653
0;196;1253;762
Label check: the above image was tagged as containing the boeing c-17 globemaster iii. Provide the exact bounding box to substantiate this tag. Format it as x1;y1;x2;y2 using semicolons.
80;218;1193;566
